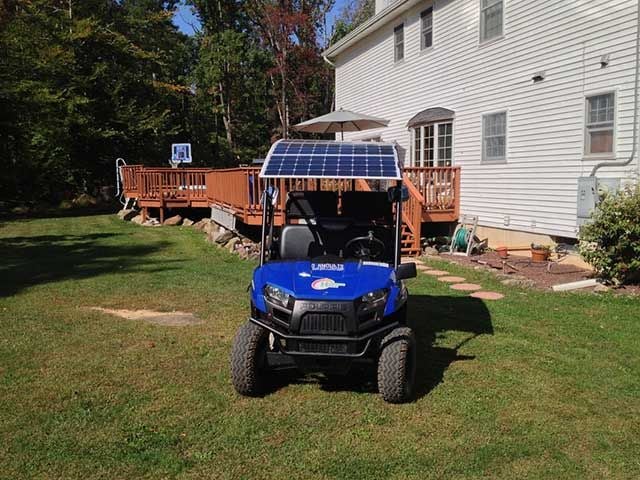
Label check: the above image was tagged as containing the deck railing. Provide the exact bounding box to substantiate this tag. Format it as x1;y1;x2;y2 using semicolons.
205;167;364;221
404;166;460;216
139;168;211;202
121;165;460;226
120;165;143;197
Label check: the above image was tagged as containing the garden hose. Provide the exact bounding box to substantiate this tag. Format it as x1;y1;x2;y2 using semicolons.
453;226;469;251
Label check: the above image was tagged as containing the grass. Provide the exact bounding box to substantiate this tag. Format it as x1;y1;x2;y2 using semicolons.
1;214;639;479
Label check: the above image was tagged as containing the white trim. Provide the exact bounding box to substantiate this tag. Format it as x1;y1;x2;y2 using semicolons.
583;90;617;159
481;110;508;164
479;0;505;45
323;0;420;59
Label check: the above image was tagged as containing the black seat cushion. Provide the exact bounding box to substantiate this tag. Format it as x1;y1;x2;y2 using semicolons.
279;225;325;259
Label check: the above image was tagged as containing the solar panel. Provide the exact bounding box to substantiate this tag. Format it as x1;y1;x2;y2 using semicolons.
259;140;402;180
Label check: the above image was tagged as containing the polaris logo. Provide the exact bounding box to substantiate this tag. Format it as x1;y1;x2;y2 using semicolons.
298;302;349;312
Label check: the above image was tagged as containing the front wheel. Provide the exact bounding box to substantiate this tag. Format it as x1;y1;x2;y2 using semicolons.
230;321;269;396
377;327;416;403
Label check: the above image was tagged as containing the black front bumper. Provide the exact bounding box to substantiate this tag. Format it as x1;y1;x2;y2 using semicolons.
250;316;399;358
251;297;404;358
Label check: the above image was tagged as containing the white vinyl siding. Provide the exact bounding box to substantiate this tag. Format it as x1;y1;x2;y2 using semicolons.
394;24;404;62
585;93;615;155
334;0;639;238
421;8;433;50
482;112;507;162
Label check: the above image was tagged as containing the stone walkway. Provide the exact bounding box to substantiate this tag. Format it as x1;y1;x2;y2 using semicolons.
402;257;505;301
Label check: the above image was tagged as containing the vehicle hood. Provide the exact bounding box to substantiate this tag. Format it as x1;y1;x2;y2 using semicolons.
253;260;396;301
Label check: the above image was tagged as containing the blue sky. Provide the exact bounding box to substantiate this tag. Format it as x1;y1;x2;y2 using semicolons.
172;0;349;38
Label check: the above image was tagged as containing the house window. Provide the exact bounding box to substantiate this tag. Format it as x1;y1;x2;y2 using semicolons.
412;122;452;167
480;0;503;43
482;111;507;162
585;93;615;155
421;8;433;50
394;24;404;62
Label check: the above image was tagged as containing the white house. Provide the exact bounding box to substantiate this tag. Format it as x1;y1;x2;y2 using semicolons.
323;0;640;247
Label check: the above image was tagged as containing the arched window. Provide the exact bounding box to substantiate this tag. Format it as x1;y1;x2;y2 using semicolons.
407;108;454;167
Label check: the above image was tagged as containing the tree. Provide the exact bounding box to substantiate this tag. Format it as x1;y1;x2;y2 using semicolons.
247;0;334;139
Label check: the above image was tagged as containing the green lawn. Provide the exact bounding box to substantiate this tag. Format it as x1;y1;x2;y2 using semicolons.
1;214;639;479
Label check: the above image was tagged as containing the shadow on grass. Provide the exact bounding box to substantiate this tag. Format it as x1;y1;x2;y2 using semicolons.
262;294;493;401
0;233;176;297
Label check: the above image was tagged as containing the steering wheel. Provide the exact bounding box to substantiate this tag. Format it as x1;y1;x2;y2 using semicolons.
345;231;386;260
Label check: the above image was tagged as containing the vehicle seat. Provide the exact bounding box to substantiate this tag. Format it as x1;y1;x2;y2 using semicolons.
279;225;325;259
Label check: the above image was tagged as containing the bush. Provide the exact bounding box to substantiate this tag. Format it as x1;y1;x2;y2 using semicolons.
579;184;640;284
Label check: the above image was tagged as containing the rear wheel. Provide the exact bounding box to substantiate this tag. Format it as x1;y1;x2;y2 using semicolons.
230;321;269;396
377;327;416;403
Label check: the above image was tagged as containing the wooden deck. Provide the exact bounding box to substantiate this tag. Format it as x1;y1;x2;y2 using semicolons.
120;164;461;254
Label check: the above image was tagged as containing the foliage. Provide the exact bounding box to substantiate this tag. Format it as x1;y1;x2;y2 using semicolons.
330;0;374;44
1;0;340;204
0;0;193;202
579;184;640;284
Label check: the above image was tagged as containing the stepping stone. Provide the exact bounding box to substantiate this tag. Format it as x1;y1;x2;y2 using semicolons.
415;264;431;271
469;291;504;300
438;276;466;283
450;283;482;291
424;270;449;276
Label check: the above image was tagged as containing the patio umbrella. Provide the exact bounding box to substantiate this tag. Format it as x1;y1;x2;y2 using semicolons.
293;108;389;140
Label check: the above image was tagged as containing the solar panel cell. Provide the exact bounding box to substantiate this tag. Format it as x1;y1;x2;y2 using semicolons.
260;140;401;180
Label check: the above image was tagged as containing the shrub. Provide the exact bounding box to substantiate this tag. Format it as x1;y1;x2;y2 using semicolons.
579;184;640;284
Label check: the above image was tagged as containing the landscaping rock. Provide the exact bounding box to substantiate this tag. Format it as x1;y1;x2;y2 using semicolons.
225;237;240;252
131;214;144;225
422;246;439;256
501;277;536;288
163;214;182;226
182;218;194;227
203;221;218;236
142;217;161;227
593;283;609;293
193;218;211;231
214;229;234;245
117;209;137;221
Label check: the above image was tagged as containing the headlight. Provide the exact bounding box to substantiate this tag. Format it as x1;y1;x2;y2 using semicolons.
263;284;291;308
360;289;388;311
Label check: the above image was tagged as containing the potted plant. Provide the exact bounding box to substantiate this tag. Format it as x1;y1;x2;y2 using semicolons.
530;243;551;262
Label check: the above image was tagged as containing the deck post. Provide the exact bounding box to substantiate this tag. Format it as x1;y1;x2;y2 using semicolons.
159;206;165;224
141;207;147;223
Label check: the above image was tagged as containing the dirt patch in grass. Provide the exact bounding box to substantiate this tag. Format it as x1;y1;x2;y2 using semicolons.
89;307;202;326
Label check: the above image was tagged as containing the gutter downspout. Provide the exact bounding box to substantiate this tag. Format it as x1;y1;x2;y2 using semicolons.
590;0;640;177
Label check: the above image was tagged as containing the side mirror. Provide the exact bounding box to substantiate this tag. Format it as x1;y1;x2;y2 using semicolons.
387;186;409;202
396;262;417;280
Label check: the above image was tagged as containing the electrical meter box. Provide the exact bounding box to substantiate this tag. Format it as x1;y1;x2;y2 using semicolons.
577;176;598;226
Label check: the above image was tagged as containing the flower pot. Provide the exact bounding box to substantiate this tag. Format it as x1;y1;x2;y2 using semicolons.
531;248;550;263
496;246;509;259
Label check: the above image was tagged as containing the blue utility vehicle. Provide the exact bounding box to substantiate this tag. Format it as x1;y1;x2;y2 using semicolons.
230;140;417;403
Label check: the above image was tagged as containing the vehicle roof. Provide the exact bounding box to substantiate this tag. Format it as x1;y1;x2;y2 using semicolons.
259;139;402;180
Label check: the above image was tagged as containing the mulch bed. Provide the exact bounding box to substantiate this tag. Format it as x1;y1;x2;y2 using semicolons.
435;251;601;291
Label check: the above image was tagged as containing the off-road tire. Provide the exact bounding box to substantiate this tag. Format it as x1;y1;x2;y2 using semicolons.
230;321;269;396
377;327;416;403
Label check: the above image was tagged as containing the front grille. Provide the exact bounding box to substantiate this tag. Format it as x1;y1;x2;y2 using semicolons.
298;341;348;354
300;313;346;334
